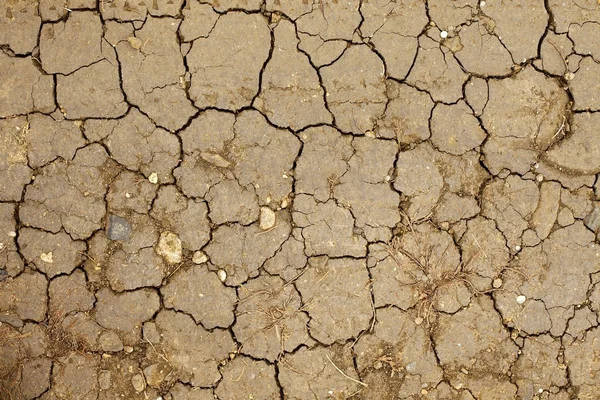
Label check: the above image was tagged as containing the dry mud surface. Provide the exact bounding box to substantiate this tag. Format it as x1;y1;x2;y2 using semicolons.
2;1;600;399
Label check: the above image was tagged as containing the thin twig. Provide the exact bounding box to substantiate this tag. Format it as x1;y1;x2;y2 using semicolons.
325;355;368;387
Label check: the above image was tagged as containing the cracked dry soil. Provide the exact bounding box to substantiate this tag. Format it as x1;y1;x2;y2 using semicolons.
2;1;600;400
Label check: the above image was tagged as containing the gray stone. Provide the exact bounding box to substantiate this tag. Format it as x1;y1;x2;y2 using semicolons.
584;207;600;233
107;215;131;241
98;370;112;390
100;330;124;352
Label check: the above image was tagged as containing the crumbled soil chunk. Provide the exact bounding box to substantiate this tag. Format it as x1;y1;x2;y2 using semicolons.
117;17;196;131
234;274;310;361
25;114;86;169
151;185;211;251
107;246;167;291
205;212;291;285
433;296;518;398
295;257;372;344
295;126;354;202
262;230;307;281
0;204;24;276
40;12;104;74
162;264;237;329
483;0;547;63
0;54;55;117
564;326;600;397
431;100;486;155
155;309;235;387
546;112;600;173
377;81;433;143
293;194;367;257
170;382;214;400
394;143;444;220
429;0;476;29
0;117;32;202
278;345;362;399
49;269;95;317
204;179;259;225
95;288;160;341
215;356;279;400
513;334;567;399
187;12;271;110
0;0;41;54
355;307;443;398
42;353;99;400
104;108;181;183
57;59;127;119
321;45;387;134
180;1;219;42
454;19;514;76
20;357;53;398
482;67;569;174
0;270;47;325
496;223;598;334
18;228;86;278
360;0;427;80
481;175;540;250
20;144;118;240
176;110;300;206
107;171;158;215
255;20;331;130
407;34;468;102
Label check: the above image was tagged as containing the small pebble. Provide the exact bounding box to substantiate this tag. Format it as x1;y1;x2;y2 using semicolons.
192;251;208;264
259;207;276;230
515;245;521;251
131;374;146;393
40;252;53;264
217;269;227;283
124;346;134;353
156;232;182;264
414;317;424;325
492;278;503;288
98;370;112;390
516;295;527;304
536;174;544;182
7;231;16;237
148;172;158;184
106;214;131;241
440;30;448;38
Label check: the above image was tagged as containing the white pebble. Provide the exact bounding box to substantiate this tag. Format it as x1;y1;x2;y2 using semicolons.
7;231;16;237
217;269;227;283
440;31;448;39
40;252;54;264
259;207;276;230
515;245;521;251
516;295;526;304
480;1;486;6
192;251;208;264
148;172;158;184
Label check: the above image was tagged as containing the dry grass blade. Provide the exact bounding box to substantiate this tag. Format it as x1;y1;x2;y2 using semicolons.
325;354;368;387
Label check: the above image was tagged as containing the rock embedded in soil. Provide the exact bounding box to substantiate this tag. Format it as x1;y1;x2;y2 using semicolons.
156;231;183;264
106;215;132;241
